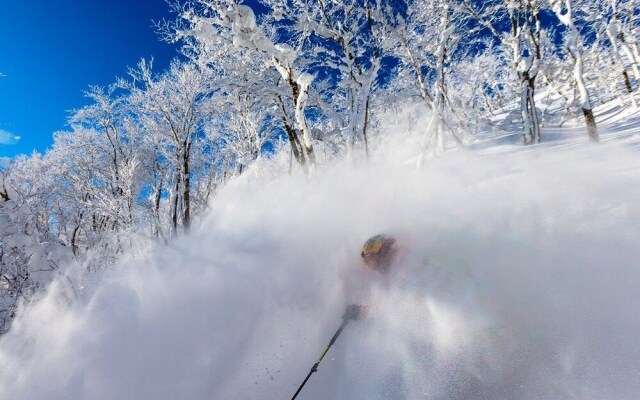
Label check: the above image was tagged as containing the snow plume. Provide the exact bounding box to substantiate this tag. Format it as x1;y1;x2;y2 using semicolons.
0;129;20;145
1;137;640;399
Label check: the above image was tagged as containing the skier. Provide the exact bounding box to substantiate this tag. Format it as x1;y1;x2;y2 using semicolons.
296;234;519;399
348;233;481;317
343;234;517;399
344;233;410;319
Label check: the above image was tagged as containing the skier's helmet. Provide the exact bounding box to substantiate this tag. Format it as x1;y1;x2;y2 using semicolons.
361;234;397;274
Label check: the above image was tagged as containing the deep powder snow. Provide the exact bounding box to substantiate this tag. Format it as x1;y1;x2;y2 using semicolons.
1;126;640;399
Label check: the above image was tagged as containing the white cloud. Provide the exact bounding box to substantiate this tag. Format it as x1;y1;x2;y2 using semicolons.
0;129;20;145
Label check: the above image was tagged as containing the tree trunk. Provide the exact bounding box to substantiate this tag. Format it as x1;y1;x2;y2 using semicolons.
278;95;305;166
617;28;640;81
528;79;541;143
279;65;315;170
363;95;371;158
284;121;304;165
182;145;191;231
574;56;598;141
171;172;180;236
293;74;316;169
583;108;598;142
71;224;81;256
622;70;633;93
521;73;540;145
357;58;381;161
552;0;598;142
153;181;163;239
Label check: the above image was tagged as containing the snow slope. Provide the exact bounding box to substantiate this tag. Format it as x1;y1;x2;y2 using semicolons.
1;105;640;399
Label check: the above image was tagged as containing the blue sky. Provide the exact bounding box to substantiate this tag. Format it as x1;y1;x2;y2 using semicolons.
0;0;179;157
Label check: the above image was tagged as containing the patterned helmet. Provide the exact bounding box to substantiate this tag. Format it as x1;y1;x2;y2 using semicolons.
361;234;397;274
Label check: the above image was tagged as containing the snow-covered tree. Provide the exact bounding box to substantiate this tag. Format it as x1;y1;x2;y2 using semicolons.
271;0;396;159
549;0;599;141
45;129;126;256
607;0;640;83
447;48;515;136
125;59;214;232
68;85;139;234
461;0;545;144
585;0;639;108
390;0;475;155
0;158;71;334
171;1;318;169
207;94;275;174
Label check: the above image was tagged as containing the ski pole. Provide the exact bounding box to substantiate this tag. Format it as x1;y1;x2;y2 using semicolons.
290;306;362;400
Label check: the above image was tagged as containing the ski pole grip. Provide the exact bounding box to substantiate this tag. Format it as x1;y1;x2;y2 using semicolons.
343;304;366;320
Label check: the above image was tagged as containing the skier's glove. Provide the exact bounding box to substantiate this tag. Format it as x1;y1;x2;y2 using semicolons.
343;304;369;321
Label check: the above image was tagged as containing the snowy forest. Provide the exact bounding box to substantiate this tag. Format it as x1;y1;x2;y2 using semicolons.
1;0;640;398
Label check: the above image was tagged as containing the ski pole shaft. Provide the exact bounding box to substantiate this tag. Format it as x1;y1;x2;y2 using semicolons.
290;318;350;400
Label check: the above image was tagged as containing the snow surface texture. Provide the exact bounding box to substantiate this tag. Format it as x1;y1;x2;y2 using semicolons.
2;114;640;399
